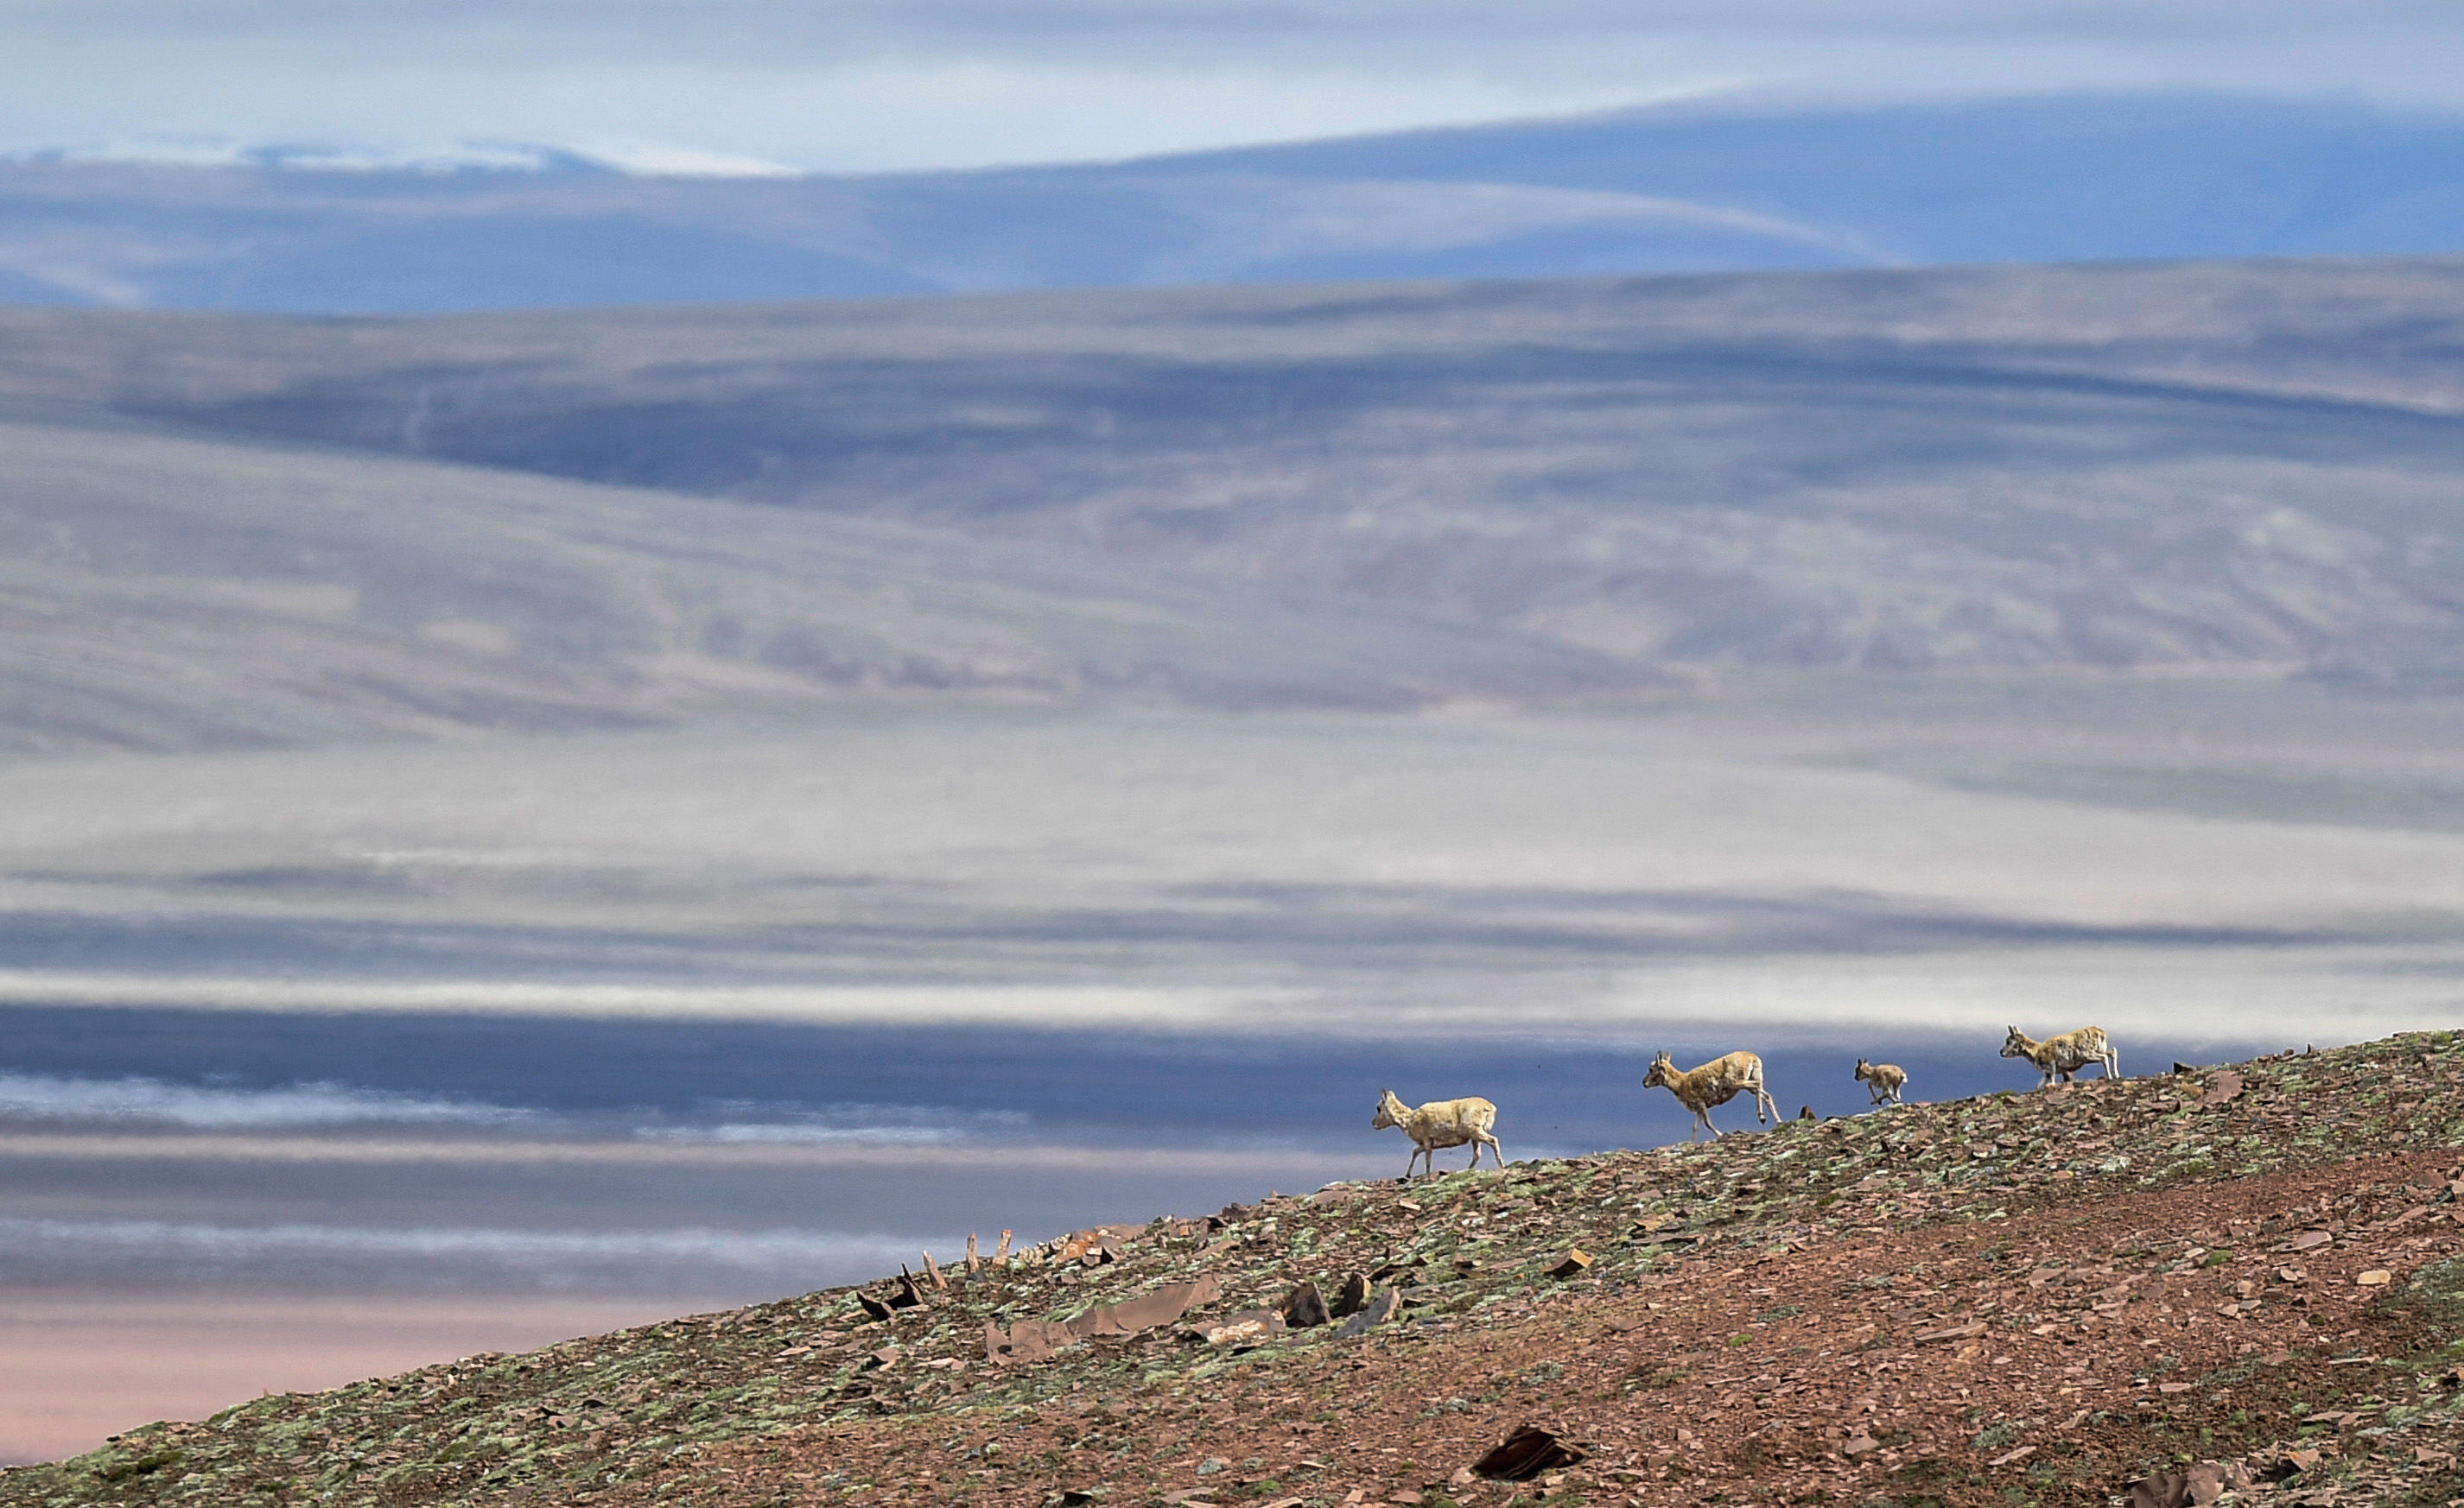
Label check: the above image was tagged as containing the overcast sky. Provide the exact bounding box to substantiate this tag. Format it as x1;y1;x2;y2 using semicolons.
4;1;2463;174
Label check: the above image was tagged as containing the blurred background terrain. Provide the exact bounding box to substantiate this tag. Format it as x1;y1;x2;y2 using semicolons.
6;255;2464;748
10;95;2464;310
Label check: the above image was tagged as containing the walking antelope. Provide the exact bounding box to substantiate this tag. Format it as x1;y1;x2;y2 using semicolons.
1371;1090;1504;1180
2000;1025;2119;1088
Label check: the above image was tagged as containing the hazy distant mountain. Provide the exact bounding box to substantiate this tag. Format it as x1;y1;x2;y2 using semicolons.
6;94;2464;312
0;399;1648;752
6;254;2464;747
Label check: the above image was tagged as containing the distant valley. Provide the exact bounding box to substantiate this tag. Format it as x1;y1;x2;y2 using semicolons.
3;255;2462;749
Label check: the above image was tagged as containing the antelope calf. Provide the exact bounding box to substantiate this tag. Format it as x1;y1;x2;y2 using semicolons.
1371;1090;1504;1180
2000;1025;2119;1088
1642;1049;1777;1142
1853;1058;1907;1105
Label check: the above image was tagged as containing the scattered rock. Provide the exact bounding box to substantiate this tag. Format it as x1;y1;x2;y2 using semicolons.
990;1275;1233;1363
1054;1226;1138;1265
2258;1448;2323;1481
856;1292;894;1323
1913;1321;1988;1343
1547;1249;1592;1279
1199;1309;1286;1346
983;1318;1069;1366
1070;1274;1226;1340
1330;1272;1374;1319
2126;1460;2252;1508
1281;1281;1330;1329
1336;1289;1400;1340
1472;1423;1587;1481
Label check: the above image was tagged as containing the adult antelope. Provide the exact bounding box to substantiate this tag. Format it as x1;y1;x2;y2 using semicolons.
2000;1025;2119;1087
1371;1090;1504;1180
1643;1049;1777;1142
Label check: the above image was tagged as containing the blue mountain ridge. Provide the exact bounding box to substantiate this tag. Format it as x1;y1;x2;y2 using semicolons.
5;92;2464;312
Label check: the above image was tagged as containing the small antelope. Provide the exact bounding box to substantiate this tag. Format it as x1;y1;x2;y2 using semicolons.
1642;1049;1777;1142
1853;1058;1907;1105
1370;1090;1504;1180
2000;1025;2119;1088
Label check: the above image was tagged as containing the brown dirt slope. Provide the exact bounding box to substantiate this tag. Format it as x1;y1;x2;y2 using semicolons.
10;1030;2464;1508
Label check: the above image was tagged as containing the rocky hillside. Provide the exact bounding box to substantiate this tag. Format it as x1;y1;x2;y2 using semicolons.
10;1031;2464;1508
